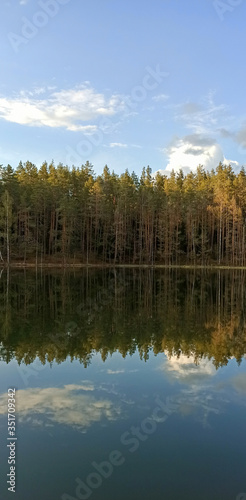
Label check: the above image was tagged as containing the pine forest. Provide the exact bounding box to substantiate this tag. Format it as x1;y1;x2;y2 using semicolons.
1;160;246;266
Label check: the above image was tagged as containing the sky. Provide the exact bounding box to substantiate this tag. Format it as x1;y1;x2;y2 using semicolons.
0;0;246;177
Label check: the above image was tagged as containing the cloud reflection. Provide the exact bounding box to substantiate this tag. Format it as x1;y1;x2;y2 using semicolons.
0;383;121;431
161;351;216;385
159;351;246;428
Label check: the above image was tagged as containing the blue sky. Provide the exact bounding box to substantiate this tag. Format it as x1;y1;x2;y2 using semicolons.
0;0;246;176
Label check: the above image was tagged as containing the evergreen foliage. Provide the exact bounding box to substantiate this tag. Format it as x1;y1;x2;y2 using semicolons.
0;161;245;265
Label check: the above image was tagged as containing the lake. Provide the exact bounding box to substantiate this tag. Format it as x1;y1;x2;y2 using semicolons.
0;268;245;500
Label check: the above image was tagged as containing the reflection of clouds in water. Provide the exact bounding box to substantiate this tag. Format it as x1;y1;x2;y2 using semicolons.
107;369;125;374
161;352;216;385
0;383;121;431
176;389;221;429
106;369;139;375
65;382;95;391
160;352;246;427
159;352;223;428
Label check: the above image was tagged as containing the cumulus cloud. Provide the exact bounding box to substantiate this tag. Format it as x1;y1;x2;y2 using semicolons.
156;134;240;175
158;134;224;174
0;85;125;132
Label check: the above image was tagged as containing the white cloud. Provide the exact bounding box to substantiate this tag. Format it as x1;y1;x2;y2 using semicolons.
157;134;224;174
0;85;125;132
152;94;169;102
223;156;240;170
110;142;128;148
156;134;241;175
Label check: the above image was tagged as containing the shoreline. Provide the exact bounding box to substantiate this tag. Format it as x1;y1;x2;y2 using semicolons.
1;262;246;270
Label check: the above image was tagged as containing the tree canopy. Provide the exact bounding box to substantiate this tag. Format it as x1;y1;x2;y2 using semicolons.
0;160;245;266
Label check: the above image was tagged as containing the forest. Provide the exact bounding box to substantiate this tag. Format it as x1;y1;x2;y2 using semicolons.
0;160;246;266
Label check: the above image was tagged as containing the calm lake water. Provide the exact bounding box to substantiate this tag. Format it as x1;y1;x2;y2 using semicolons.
0;269;246;500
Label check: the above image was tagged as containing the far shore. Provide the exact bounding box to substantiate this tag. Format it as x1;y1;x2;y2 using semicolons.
1;262;246;270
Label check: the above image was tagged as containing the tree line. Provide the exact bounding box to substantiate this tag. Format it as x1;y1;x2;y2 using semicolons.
1;160;246;265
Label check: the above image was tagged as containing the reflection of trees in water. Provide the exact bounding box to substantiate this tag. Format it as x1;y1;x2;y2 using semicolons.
0;269;246;368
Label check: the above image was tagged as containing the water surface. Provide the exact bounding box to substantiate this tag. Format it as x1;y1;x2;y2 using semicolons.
0;269;245;500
